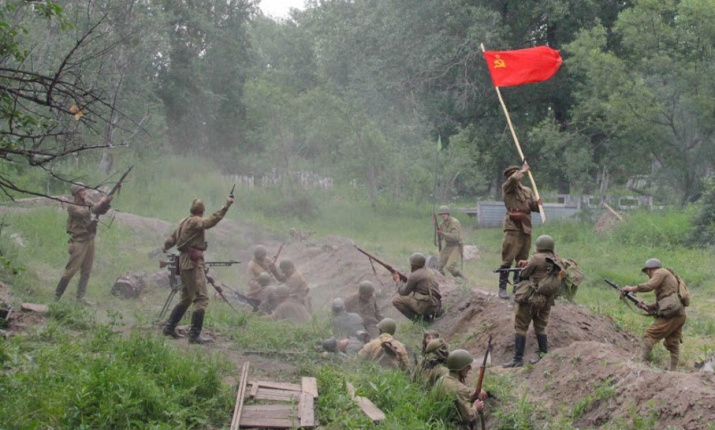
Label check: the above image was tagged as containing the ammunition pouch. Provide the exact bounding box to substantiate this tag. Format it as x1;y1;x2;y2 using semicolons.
656;293;683;318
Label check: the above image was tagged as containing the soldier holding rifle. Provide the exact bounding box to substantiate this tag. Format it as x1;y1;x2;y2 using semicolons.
161;193;234;345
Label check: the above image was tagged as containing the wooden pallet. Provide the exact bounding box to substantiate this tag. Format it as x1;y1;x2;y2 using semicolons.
230;363;317;429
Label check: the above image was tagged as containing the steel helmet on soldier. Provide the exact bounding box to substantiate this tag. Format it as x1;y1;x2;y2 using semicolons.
70;182;85;196
535;235;555;252
446;349;474;372
190;199;205;215
253;245;267;259
377;318;396;335
437;205;451;215
257;272;271;286
279;259;294;271
331;298;345;313
358;280;375;295
409;252;426;268
322;337;338;352
424;338;450;360
642;258;662;273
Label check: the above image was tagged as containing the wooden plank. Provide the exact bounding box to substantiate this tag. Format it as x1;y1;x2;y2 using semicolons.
21;303;48;313
355;396;385;423
251;387;300;402
238;417;297;428
299;392;315;428
345;382;356;398
242;405;295;418
249;382;258;399
249;380;302;392
230;362;250;430
301;377;318;399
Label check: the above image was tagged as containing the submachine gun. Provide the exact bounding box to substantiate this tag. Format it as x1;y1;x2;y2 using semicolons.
158;254;242;319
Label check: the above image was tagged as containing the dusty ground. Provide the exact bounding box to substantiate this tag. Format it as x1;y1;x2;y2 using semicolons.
2;204;714;428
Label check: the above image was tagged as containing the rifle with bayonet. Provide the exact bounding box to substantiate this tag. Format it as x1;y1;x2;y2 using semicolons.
354;245;408;282
604;279;655;315
471;335;493;430
432;212;442;251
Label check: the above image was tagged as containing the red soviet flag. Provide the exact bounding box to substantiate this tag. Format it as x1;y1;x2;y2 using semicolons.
482;46;563;87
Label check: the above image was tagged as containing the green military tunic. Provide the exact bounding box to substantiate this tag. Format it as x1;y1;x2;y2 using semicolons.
514;251;555;336
439;216;462;276
284;270;310;310
413;354;449;388
163;202;231;312
392;268;441;320
344;292;383;338
501;170;540;266
246;257;284;300
435;372;478;428
632;268;687;355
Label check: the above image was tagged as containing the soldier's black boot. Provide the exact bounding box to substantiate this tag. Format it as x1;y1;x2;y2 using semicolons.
498;265;509;299
76;275;93;306
529;334;548;364
503;334;526;368
163;303;189;339
54;278;70;301
188;310;213;345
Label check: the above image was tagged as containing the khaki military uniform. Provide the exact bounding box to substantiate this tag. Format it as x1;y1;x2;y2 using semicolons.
332;310;367;339
514;251;556;336
267;297;311;324
413;353;449;388
633;268;687;356
392;268;441;320
56;202;103;299
501;170;540;266
284;270;311;310
344;292;383;338
163;203;230;312
439;216;462;276
435;372;477;428
246;258;284;300
358;333;410;371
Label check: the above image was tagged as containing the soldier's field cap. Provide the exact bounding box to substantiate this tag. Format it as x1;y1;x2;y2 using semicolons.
70;182;85;196
503;166;520;177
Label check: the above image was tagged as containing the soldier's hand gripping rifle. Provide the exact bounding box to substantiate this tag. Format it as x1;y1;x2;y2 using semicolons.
604;279;655;316
354;245;408;282
91;165;133;222
432;213;442;252
471;335;493;430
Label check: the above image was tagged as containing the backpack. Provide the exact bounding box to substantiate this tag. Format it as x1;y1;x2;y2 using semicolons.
557;258;585;301
534;256;565;297
666;268;690;307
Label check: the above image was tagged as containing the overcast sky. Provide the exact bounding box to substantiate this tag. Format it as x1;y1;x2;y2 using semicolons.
259;0;306;19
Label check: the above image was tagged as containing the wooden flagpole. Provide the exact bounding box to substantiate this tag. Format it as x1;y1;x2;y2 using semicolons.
481;43;546;223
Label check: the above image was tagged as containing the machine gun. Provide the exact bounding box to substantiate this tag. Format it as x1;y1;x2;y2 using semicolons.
354;245;408;282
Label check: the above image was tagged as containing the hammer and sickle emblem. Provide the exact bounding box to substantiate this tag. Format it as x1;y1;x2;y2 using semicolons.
494;55;506;68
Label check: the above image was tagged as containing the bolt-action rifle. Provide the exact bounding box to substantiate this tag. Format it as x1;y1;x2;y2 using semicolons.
432;213;442;252
604;279;655;315
272;243;284;265
354;245;408;282
471;335;493;430
91;165;133;222
205;270;247;314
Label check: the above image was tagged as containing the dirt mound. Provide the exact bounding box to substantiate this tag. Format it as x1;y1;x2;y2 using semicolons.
432;289;640;364
524;341;715;429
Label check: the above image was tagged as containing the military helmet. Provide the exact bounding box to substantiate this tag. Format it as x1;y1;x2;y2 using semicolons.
437;205;451;215
190;199;205;215
409;252;426;268
446;349;474;372
535;235;555;252
358;280;375;295
279;259;294;271
331;298;345;313
642;258;662;273
253;245;267;259
503;165;520;177
70;182;86;196
424;338;450;360
257;272;271;286
322;337;338;352
377;318;396;335
274;285;290;300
